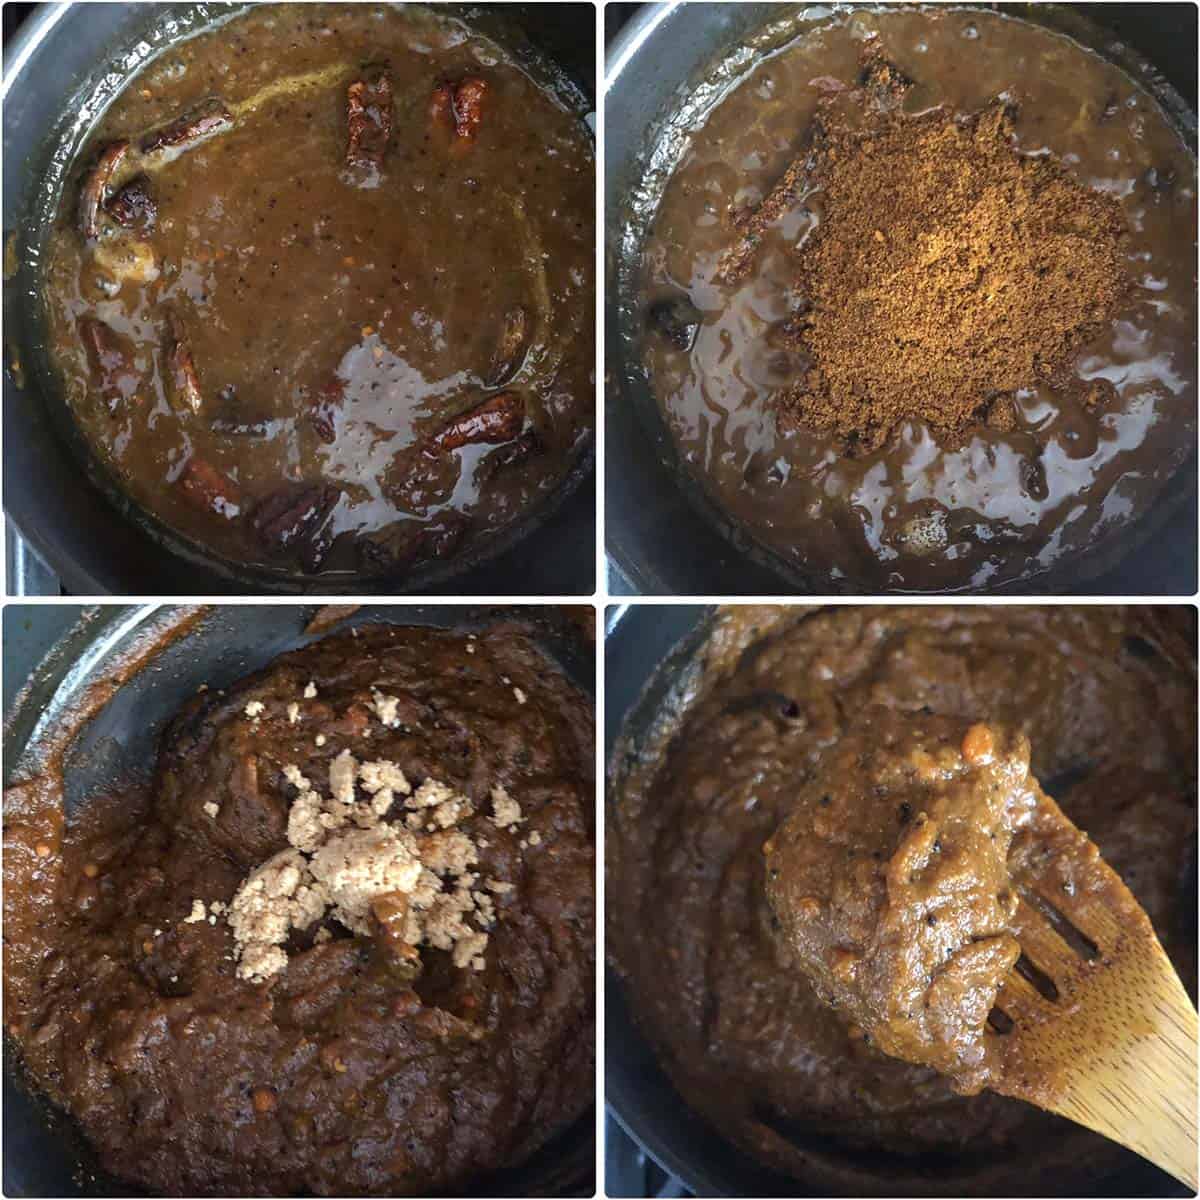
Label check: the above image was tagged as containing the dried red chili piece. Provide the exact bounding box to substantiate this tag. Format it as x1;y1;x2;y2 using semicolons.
451;76;487;140
178;457;241;518
78;141;131;240
165;312;203;414
251;482;340;572
345;69;393;174
77;316;140;414
426;392;524;455
429;75;488;141
139;97;234;163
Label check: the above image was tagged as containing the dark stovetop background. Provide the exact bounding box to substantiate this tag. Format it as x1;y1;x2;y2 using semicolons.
600;15;692;1196
4;3;64;593
3;4;36;43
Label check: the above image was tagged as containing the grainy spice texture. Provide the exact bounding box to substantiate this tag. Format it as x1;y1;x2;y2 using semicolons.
638;7;1196;592
773;101;1130;451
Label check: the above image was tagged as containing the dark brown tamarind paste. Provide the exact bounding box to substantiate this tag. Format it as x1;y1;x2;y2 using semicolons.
608;606;1196;1192
4;623;594;1196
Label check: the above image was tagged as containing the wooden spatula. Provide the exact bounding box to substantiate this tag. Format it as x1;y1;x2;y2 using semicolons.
990;791;1198;1189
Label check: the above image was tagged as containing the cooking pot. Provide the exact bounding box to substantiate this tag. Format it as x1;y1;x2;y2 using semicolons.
2;3;595;596
604;2;1198;596
2;603;596;1197
604;602;1196;1197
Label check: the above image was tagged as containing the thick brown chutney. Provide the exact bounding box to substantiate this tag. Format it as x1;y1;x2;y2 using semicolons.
608;607;1196;1190
764;712;1041;1094
4;624;594;1196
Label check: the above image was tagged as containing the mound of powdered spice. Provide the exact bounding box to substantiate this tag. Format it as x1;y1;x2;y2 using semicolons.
756;99;1131;452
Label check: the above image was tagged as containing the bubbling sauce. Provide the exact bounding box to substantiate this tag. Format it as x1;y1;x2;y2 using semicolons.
43;3;594;584
638;7;1196;591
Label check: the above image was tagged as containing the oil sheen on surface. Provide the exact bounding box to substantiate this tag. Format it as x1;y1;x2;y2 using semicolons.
4;623;595;1195
43;3;594;583
608;607;1197;1192
638;8;1196;591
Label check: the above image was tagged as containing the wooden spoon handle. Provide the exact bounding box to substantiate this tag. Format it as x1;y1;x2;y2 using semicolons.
1048;952;1197;1190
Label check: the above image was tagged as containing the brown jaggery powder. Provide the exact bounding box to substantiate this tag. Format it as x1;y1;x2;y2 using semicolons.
771;101;1131;452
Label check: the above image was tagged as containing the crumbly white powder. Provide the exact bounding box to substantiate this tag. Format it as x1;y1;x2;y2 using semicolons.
490;785;523;829
222;738;506;980
228;849;328;982
369;688;402;728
